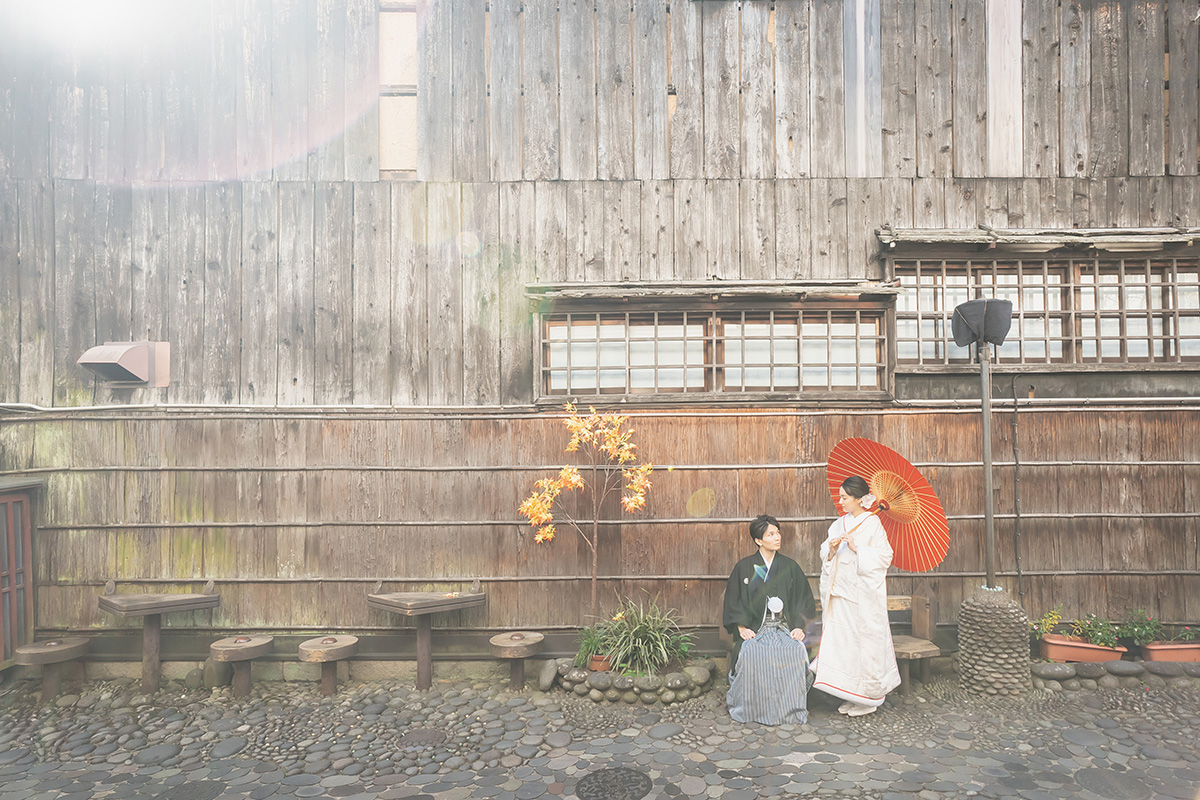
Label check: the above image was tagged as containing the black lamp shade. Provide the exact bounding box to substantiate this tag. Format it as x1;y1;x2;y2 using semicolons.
951;299;1013;347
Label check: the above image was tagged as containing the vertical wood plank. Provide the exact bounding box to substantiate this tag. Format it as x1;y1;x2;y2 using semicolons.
1060;1;1091;177
564;182;589;282
93;185;134;405
809;178;848;279
1021;0;1058;177
53;182;96;407
1090;0;1129;176
945;178;979;228
702;0;738;179
912;177;945;227
240;182;279;404
775;0;813;179
843;0;883;177
237;0;274;179
277;182;315;404
417;0;452;180
206;0;240;180
128;184;170;409
739;180;775;280
534;182;568;283
164;1;210;181
559;0;597;180
986;0;1022;177
639;180;674;280
51;49;89;180
741;1;774;179
952;0;987;177
461;183;501;405
0;182;19;401
452;0;489;181
881;0;916;177
310;0;347;180
674;180;707;281
345;0;380;180
89;41;126;184
203;183;242;404
271;0;311;180
632;0;669;179
10;39;52;179
522;0;560;180
124;35;165;181
488;0;523;182
352;182;392;404
313;182;353;404
775;179;812;279
596;1;634;179
669;0;704;178
499;182;536;404
1167;1;1199;176
1128;0;1165;176
811;0;847;177
165;185;206;404
915;0;953;177
391;182;429;405
425;182;463;405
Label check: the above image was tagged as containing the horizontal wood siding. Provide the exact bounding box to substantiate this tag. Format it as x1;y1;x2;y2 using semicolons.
4;407;1199;634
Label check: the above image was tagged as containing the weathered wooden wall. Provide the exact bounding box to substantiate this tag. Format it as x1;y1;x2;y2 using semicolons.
3;176;1200;409
1;407;1198;635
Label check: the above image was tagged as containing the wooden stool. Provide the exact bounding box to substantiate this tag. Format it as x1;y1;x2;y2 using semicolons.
15;637;89;701
489;631;544;691
209;635;274;698
298;635;358;695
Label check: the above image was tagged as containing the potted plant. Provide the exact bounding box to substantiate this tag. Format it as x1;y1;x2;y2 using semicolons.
603;594;693;675
1030;605;1063;650
575;622;613;671
1117;609;1165;654
1040;613;1128;663
1140;622;1200;663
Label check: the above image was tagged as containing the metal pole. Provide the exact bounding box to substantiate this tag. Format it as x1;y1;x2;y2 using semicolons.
980;342;996;588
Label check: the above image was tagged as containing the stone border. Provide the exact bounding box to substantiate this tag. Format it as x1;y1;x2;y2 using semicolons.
1031;659;1200;692
540;658;718;705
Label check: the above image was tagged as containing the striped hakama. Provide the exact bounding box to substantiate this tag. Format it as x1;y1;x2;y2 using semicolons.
726;624;809;725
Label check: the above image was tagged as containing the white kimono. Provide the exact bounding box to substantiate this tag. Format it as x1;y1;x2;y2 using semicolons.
812;511;901;707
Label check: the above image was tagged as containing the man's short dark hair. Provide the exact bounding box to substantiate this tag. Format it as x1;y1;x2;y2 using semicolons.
749;514;779;544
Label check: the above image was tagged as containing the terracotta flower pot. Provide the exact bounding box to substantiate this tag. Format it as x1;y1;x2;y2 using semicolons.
589;654;613;672
1141;641;1200;662
1040;633;1128;663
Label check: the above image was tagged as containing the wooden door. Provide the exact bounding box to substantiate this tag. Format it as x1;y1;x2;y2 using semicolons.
0;492;34;669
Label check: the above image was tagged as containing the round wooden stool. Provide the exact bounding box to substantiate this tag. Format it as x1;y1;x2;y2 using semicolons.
298;635;358;695
209;635;274;697
15;637;89;701
489;631;544;691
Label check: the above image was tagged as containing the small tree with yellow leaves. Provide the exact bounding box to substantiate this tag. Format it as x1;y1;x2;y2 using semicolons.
518;403;653;618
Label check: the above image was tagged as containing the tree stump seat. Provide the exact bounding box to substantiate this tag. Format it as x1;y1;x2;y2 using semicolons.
298;635;359;695
209;635;274;698
489;631;544;691
15;637;89;701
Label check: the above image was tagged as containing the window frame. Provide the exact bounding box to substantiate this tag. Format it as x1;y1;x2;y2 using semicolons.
890;252;1200;373
533;298;895;405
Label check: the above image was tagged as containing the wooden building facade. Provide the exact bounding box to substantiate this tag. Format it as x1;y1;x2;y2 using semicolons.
1;0;1199;660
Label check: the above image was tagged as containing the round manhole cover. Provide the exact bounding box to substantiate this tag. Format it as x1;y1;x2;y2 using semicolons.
575;768;653;800
1074;768;1150;800
152;781;226;800
397;728;447;748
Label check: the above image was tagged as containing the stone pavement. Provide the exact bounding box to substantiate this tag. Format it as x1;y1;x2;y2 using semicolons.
0;667;1197;800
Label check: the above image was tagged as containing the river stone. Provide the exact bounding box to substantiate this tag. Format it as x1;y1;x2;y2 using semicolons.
604;689;621;702
203;659;233;689
588;689;604;703
1142;674;1166;689
664;672;688;690
1031;662;1075;680
1142;661;1183;677
1118;676;1143;689
1182;662;1200;678
557;661;574;678
184;668;204;690
1062;678;1082;691
684;666;711;686
1074;662;1107;679
1031;677;1045;689
640;692;659;705
1044;680;1063;692
587;672;614;691
648;723;684;739
1098;674;1121;689
1103;660;1143;677
1078;678;1098;690
566;668;589;683
634;675;662;692
133;744;181;766
659;689;676;704
572;683;589;696
212;737;248;759
612;675;635;691
538;661;559;692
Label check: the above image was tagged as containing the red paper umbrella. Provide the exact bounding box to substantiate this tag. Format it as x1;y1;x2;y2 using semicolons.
826;438;949;572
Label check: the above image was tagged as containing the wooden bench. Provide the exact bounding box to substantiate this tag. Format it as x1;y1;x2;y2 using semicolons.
368;590;487;690
15;637;89;701
298;635;358;695
210;635;274;697
489;631;544;691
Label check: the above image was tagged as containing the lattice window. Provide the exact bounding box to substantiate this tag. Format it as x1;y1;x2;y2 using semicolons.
895;257;1200;367
540;308;886;397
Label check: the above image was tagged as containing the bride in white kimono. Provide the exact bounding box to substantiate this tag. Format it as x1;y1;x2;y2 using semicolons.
812;475;901;717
